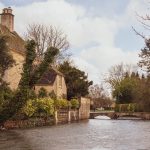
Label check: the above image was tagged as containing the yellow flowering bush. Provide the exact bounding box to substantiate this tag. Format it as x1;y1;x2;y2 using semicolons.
70;99;79;109
36;98;54;115
22;99;37;117
55;99;69;109
22;98;73;118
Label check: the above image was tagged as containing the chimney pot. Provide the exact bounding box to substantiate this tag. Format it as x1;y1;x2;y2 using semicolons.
0;7;14;32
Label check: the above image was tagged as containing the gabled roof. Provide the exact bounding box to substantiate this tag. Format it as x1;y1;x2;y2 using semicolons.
36;68;64;85
0;24;25;55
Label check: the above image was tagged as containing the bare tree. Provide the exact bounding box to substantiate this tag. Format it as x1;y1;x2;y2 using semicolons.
89;84;113;110
26;24;70;63
89;84;105;99
132;11;150;39
132;10;150;75
104;63;138;89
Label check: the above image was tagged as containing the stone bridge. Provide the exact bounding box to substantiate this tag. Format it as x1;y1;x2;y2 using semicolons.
90;111;150;120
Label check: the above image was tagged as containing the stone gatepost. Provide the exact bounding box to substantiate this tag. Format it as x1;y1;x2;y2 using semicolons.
68;110;71;123
79;97;91;120
54;110;58;125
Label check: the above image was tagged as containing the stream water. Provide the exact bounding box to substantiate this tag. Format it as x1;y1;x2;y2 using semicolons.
0;119;150;150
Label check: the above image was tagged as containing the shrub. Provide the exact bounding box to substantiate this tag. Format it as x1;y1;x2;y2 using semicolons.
29;89;37;99
36;98;54;116
22;98;55;117
38;88;48;98
70;99;79;109
22;99;37;117
55;99;69;109
115;103;137;112
0;82;14;111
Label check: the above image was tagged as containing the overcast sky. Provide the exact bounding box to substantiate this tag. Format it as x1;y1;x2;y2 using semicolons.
0;0;148;84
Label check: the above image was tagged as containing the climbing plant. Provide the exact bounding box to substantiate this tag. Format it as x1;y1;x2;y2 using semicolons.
0;40;59;124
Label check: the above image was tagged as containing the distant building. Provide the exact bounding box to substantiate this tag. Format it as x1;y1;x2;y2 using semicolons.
1;7;67;98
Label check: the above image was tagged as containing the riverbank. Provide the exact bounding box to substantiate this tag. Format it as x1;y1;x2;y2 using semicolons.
1;97;90;130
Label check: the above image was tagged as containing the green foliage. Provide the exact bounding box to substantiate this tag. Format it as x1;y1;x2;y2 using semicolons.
0;41;59;124
0;35;15;115
112;67;150;111
29;47;59;87
70;99;79;109
22;99;37;117
115;103;137;112
22;98;70;117
113;76;138;104
0;81;14;111
136;42;150;112
138;46;150;75
28;89;37;99
59;61;93;99
19;40;36;90
114;104;119;112
38;87;48;98
36;98;54;116
22;98;55;117
55;99;69;109
0;40;34;122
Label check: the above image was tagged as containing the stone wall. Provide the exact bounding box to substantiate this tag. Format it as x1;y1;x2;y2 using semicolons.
3;50;24;90
3;109;80;129
56;97;91;124
4;117;53;129
3;97;91;129
55;75;67;98
57;109;68;124
79;97;91;120
57;109;79;124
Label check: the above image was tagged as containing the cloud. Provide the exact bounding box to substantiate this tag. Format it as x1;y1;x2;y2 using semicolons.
76;45;139;83
73;56;100;83
0;0;145;84
1;0;48;6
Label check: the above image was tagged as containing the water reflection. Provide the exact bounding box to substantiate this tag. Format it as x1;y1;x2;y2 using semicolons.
0;120;150;150
95;116;111;120
0;131;32;150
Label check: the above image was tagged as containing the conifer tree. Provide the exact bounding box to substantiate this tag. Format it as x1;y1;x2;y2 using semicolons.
138;43;150;75
59;61;93;100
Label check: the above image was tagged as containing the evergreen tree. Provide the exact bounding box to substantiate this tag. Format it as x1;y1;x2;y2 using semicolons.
59;61;93;100
0;40;36;124
0;35;15;120
138;46;150;75
29;47;59;87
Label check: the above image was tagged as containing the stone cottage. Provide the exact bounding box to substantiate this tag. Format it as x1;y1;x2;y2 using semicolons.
0;7;67;98
34;68;67;98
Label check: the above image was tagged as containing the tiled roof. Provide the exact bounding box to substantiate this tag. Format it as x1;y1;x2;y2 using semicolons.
36;68;63;85
0;24;25;55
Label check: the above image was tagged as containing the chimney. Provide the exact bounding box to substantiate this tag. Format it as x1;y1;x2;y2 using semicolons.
0;7;14;32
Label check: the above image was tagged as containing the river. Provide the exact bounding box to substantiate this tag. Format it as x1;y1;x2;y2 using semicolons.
0;119;150;150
